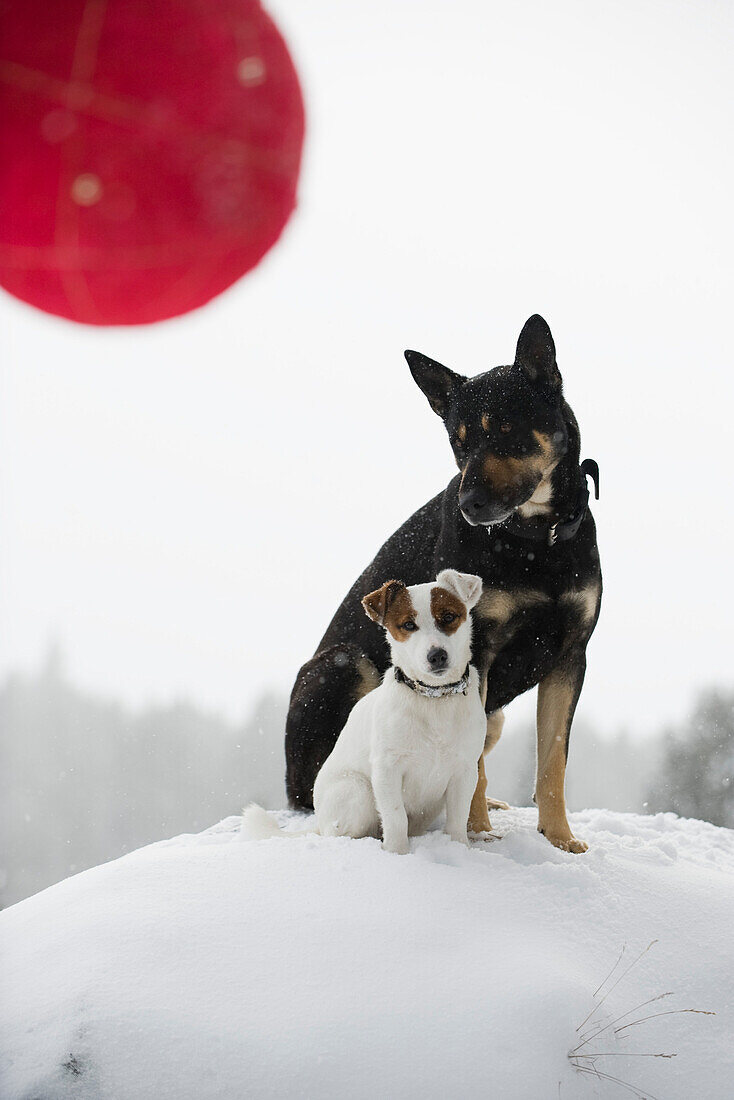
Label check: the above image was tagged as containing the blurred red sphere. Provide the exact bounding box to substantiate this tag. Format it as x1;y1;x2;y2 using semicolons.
0;0;304;325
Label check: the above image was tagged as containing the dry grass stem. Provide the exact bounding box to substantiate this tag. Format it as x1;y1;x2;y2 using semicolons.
576;940;658;1034
615;1008;716;1035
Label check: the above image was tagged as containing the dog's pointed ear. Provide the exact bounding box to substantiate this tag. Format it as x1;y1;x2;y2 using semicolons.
514;315;561;392
362;580;407;625
435;569;483;610
404;350;466;421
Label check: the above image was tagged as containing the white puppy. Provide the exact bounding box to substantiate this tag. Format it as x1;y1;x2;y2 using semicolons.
243;569;486;853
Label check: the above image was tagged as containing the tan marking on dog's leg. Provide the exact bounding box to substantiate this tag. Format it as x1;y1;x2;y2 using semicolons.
355;656;380;701
476;588;516;625
468;753;492;833
560;583;601;626
535;672;588;853
483;709;509;811
484;708;504;752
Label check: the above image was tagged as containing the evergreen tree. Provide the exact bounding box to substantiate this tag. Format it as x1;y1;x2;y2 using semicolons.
647;690;734;827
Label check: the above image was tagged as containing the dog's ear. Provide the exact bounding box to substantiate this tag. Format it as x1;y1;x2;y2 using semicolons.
404;350;466;421
435;569;483;610
362;580;407;625
514;315;562;393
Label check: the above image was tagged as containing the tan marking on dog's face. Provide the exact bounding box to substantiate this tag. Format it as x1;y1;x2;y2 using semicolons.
516;471;554;517
362;581;419;641
532;430;554;458
383;585;419;641
473;429;561;508
429;586;467;635
457;422;467;442
481;452;543;494
481;412;490;432
362;579;412;637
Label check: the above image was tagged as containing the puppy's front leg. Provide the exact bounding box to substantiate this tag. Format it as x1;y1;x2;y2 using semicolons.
372;767;409;854
445;768;476;846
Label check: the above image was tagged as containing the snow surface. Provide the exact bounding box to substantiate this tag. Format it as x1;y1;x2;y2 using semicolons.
1;808;733;1099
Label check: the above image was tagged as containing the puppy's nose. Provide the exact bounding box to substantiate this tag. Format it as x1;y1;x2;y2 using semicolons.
427;646;449;671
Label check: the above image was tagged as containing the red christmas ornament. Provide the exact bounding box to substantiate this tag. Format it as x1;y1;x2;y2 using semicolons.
0;0;304;325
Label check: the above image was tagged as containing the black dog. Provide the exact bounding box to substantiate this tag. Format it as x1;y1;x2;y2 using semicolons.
285;315;601;852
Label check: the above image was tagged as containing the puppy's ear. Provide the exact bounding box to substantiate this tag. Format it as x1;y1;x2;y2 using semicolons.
404;350;466;421
514;314;561;393
435;569;483;610
362;580;407;625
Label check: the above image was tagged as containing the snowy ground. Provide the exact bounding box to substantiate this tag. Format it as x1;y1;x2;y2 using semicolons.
1;807;733;1100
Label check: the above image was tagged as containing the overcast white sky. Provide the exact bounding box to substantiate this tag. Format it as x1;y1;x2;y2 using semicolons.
2;0;733;739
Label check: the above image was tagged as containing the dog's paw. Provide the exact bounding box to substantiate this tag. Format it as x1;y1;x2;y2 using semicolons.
538;826;588;854
383;837;410;855
468;829;500;843
486;796;510;811
447;831;470;847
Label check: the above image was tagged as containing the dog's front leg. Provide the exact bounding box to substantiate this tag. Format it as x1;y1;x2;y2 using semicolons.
372;767;409;855
535;661;588;854
445;769;475;846
467;754;492;833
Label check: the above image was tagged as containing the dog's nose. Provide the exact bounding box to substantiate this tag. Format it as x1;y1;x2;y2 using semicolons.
458;487;488;517
459;487;513;525
427;646;449;672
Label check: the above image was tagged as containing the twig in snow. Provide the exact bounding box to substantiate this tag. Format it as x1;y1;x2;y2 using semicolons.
615;1008;715;1036
574;1052;676;1059
572;1063;662;1100
572;993;674;1052
576;940;658;1033
593;942;627;998
569;942;716;1098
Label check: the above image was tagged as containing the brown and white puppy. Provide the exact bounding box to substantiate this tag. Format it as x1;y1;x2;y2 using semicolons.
244;570;486;854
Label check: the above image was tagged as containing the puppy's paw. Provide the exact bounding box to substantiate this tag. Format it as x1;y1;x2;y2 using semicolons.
383;837;410;855
538;825;588;854
447;831;470;847
486;796;510;811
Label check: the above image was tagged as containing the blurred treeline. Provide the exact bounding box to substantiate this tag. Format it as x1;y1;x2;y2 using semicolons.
1;649;732;908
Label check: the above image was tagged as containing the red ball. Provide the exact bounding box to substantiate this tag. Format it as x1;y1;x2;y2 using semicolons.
0;0;304;325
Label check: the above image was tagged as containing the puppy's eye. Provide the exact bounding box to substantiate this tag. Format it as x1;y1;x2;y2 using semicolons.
440;612;456;625
500;422;512;433
401;620;418;632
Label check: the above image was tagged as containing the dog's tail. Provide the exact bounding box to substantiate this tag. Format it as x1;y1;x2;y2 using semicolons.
240;803;315;841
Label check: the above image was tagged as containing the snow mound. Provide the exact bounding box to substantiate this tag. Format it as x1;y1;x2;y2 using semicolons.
1;808;733;1099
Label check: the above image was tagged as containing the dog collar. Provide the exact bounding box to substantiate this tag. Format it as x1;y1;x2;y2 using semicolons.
495;458;599;548
393;664;470;698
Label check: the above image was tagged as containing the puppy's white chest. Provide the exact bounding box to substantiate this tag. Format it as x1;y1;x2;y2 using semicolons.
401;742;455;809
388;699;478;805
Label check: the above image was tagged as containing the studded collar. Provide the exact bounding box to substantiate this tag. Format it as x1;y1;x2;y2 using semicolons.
393;664;470;698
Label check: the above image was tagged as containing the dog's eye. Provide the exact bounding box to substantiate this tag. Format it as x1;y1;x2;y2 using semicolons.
440;612;457;625
500;422;512;433
401;620;418;632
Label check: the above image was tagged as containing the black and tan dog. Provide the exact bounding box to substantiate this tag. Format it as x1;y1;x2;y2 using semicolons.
285;315;601;852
